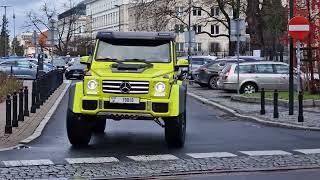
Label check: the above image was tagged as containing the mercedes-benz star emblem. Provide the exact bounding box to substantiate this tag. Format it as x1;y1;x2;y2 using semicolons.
120;82;131;93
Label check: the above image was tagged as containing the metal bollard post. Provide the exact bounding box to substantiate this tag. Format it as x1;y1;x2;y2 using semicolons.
39;75;44;105
273;89;279;118
12;92;18;127
24;86;30;117
36;78;41;108
298;91;304;122
31;81;37;113
5;95;12;134
18;89;24;121
260;88;266;115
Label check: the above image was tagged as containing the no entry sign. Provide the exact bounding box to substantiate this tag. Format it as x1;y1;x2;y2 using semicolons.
288;16;310;40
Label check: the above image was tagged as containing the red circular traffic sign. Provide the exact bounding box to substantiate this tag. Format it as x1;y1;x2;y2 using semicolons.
288;16;310;40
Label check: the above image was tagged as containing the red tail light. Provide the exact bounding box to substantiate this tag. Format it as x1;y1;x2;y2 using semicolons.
224;68;232;80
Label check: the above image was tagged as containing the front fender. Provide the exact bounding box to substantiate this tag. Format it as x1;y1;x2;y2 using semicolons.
170;80;187;116
68;82;84;113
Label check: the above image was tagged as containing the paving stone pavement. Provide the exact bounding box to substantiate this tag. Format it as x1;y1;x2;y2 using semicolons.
0;82;68;149
188;85;320;129
1;153;320;179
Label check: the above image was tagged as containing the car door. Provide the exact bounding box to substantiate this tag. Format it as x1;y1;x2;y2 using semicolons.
0;61;17;76
274;64;289;90
16;61;37;79
254;64;277;90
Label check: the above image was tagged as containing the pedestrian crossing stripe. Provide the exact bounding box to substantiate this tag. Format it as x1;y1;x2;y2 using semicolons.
2;148;320;167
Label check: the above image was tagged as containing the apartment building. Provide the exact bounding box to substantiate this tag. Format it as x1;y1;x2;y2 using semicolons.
84;0;131;38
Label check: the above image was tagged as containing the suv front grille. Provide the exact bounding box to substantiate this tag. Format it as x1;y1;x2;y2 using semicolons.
102;80;149;94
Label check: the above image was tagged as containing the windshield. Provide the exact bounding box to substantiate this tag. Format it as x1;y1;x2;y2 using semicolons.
95;41;170;63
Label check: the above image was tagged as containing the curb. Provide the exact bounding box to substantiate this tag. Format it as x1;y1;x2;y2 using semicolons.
187;92;320;131
20;81;71;144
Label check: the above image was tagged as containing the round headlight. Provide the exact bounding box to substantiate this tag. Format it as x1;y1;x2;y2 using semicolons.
155;82;166;93
87;80;97;90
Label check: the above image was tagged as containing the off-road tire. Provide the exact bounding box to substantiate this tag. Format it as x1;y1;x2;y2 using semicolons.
93;119;106;134
164;112;186;148
66;110;93;146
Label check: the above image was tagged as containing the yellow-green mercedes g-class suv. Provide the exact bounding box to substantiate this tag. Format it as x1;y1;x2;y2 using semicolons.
67;31;188;148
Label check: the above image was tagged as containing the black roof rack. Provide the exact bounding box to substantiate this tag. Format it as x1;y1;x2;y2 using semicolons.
96;31;175;41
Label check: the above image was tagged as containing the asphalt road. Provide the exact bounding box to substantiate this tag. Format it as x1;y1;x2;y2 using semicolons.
0;88;320;163
163;169;320;180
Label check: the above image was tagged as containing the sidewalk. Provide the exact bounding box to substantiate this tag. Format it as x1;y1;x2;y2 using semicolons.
0;81;69;149
188;85;320;130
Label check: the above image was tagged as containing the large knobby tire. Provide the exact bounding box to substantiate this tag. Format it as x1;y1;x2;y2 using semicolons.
240;82;258;94
164;112;186;148
66;110;93;146
93;119;106;134
208;76;219;89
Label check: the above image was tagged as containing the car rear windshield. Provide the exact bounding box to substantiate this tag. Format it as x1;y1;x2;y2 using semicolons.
95;41;170;63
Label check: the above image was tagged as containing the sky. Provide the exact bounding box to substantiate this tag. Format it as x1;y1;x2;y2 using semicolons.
0;0;82;38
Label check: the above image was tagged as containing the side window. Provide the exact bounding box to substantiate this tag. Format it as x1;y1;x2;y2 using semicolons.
255;64;274;74
235;65;254;73
275;64;289;74
17;61;31;68
191;58;204;65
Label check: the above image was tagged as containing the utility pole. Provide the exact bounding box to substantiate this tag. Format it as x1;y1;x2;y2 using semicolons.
289;0;294;115
13;8;16;56
0;5;12;57
236;0;240;94
188;0;192;74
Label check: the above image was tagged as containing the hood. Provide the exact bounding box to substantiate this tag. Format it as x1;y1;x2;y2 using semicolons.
91;68;173;79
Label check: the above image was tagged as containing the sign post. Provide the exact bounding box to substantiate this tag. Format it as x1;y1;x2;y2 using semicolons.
230;19;246;94
288;16;310;93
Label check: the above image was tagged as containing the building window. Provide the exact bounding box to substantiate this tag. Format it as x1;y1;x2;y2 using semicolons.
175;24;184;33
211;25;220;34
176;42;184;52
209;42;221;53
194;43;202;52
193;8;201;16
176;7;184;16
193;25;202;33
211;7;219;16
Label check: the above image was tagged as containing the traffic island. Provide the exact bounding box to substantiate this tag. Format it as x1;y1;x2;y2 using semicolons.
0;78;70;150
187;85;320;130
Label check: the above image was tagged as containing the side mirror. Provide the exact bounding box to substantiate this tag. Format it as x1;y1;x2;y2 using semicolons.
80;56;91;64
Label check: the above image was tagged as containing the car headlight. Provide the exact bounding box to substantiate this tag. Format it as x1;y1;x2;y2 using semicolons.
87;80;98;90
155;82;166;93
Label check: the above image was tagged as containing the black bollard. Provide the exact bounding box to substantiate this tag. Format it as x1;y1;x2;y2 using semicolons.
5;95;12;134
31;80;36;113
298;91;304;122
36;79;41;108
24;86;30;117
260;88;266;115
18;89;24;121
273;90;279;118
12;92;18;127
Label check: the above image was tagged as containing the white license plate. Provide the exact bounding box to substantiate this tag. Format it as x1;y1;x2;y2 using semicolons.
110;97;140;104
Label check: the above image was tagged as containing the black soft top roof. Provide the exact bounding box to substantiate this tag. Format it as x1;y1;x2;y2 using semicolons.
96;31;175;42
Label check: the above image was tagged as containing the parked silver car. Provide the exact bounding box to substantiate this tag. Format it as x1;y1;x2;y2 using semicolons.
0;59;38;79
217;61;296;93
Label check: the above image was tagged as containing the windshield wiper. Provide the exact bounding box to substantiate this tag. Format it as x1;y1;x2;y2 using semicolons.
96;57;119;61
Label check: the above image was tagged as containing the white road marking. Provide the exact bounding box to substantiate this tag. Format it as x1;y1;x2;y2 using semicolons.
186;152;237;159
294;148;320;154
3;159;54;167
127;154;179;161
240;150;292;156
65;157;119;164
289;25;310;31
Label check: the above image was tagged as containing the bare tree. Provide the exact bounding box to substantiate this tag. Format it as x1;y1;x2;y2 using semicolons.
24;0;88;55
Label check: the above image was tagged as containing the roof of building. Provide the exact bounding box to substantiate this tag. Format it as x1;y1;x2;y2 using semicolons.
58;2;86;20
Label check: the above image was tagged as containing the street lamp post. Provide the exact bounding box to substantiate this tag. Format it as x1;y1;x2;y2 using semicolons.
289;0;294;115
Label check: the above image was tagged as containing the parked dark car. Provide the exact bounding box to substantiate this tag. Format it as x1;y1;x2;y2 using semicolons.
52;58;68;72
194;59;245;89
65;64;87;80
